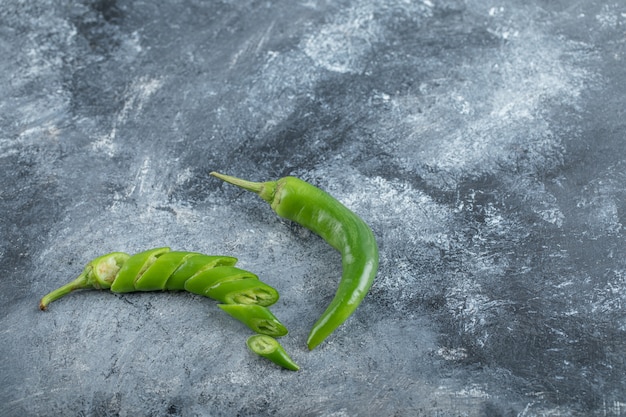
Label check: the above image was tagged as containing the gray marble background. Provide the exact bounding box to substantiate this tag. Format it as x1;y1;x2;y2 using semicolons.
1;0;625;416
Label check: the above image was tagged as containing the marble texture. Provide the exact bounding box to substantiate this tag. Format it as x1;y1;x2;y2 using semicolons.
1;0;625;416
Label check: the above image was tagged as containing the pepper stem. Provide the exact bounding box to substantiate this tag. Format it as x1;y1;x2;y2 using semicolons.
210;172;276;204
39;269;92;311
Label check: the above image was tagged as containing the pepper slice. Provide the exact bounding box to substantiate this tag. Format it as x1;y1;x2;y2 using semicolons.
207;279;279;307
135;251;193;291
247;335;299;371
111;247;170;293
183;266;258;295
167;254;237;290
218;304;288;337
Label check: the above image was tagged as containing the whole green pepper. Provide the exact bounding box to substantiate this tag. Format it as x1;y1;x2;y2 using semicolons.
38;247;281;310
211;172;379;350
247;335;300;371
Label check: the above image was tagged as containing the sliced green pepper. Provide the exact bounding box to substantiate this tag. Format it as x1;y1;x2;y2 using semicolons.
39;249;265;309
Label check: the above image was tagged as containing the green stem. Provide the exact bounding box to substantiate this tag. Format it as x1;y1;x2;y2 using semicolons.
210;172;276;204
39;269;92;311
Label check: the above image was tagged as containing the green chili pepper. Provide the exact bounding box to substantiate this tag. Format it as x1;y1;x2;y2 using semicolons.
37;248;282;310
39;248;294;370
218;304;288;337
246;335;300;371
210;172;379;350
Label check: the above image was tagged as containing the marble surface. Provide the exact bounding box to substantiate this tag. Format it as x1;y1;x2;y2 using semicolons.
1;0;626;416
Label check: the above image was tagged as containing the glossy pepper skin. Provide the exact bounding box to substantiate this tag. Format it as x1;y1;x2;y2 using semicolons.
38;247;281;310
247;335;300;371
218;304;288;337
39;247;297;371
211;172;379;350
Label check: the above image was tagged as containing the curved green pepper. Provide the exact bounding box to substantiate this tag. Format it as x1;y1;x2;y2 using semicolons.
247;335;299;371
211;172;379;349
